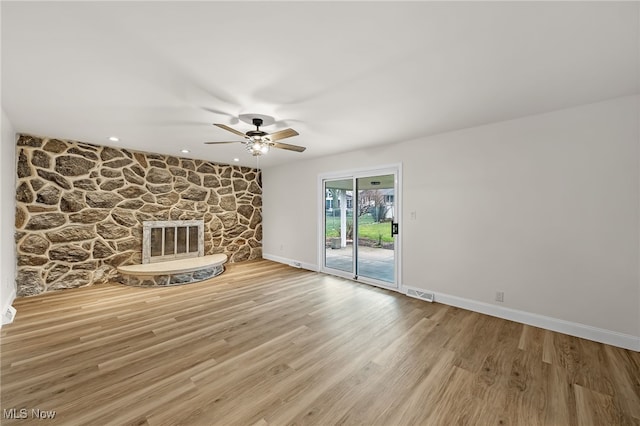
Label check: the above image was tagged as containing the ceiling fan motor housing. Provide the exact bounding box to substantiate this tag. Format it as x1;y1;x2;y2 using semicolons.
246;130;268;138
247;118;268;139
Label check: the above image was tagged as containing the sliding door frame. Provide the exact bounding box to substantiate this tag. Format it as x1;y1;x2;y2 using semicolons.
318;163;402;292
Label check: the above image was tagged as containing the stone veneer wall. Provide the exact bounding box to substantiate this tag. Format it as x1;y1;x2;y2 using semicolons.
15;134;262;296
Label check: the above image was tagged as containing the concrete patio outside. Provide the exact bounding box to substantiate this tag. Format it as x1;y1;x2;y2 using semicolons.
325;245;395;283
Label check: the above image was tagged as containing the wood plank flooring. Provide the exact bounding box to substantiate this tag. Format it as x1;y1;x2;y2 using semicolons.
1;259;639;425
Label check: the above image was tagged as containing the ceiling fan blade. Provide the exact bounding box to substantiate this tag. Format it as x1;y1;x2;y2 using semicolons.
273;142;306;152
268;128;299;141
204;141;242;145
214;123;248;138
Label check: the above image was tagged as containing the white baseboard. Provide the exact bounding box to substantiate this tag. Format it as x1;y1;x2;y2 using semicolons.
402;286;639;352
1;287;17;327
262;253;319;272
255;259;640;352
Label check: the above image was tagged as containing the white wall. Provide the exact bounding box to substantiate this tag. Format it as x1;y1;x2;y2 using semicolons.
263;95;640;349
1;108;17;321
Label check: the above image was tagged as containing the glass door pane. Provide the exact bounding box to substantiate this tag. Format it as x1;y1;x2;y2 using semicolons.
324;178;354;274
150;228;163;258
175;227;186;254
188;226;198;253
356;174;395;283
165;227;176;255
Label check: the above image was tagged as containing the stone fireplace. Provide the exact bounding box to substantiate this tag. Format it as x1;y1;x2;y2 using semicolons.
15;134;263;296
117;218;226;287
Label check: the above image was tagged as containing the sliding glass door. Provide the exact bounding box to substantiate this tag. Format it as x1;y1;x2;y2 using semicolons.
324;178;354;274
322;167;400;289
355;174;395;283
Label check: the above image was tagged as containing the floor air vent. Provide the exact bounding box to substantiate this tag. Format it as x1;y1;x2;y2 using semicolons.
406;289;434;303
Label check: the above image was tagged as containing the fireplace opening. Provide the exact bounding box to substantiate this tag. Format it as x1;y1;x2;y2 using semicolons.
143;220;204;264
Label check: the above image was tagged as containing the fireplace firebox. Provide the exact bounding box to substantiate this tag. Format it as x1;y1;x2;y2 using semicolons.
142;220;204;264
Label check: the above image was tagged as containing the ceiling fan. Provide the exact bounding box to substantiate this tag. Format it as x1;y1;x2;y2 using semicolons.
205;117;306;156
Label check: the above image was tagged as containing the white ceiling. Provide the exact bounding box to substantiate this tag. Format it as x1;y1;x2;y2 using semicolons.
2;1;638;168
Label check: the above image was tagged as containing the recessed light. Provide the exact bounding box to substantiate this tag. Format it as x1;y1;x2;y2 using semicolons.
233;158;240;162
180;149;190;154
108;136;119;142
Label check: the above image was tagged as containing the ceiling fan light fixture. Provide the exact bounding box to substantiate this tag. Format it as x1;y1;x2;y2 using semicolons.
246;141;269;156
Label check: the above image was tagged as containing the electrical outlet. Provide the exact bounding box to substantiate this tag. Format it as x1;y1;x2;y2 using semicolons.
495;291;504;303
410;211;417;220
279;244;284;251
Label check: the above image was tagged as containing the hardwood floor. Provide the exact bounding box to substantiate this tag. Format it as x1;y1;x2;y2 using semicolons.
2;259;639;425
